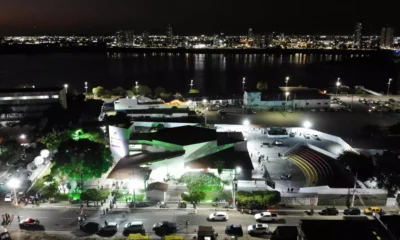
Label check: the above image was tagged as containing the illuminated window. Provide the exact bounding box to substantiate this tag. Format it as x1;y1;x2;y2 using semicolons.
52;95;59;99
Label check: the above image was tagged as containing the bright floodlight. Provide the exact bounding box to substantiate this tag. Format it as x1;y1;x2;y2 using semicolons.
20;134;26;139
7;178;20;189
40;149;50;158
285;91;290;96
303;121;312;129
243;119;250;126
64;84;68;88
202;99;207;104
187;100;193;105
236;166;242;173
336;81;341;87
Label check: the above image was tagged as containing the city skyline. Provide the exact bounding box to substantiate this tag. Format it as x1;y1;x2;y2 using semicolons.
0;0;397;36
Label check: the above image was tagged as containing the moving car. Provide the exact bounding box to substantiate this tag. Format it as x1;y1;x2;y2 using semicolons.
289;132;295;137
344;208;361;216
320;207;339;216
225;224;243;237
124;221;144;234
208;212;228;221
254;212;279;222
303;134;311;139
19;218;40;228
153;221;178;235
99;222;118;232
80;222;100;234
247;224;269;235
280;174;291;180
364;207;384;215
0;226;10;240
311;134;320;140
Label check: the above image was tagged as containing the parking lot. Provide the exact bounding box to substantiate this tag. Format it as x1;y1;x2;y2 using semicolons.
203;96;399;149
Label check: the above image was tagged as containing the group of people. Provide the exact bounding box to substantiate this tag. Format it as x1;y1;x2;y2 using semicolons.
2;213;13;225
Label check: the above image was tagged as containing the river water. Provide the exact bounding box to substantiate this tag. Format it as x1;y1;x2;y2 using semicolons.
0;52;398;95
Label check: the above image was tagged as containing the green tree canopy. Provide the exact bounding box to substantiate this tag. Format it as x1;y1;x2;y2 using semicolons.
81;189;109;206
178;172;225;192
0;139;20;159
256;81;268;91
134;85;152;96
338;151;375;181
52;139;113;181
160;92;172;100
112;87;126;96
126;90;134;97
92;86;104;98
375;153;400;196
41;182;59;198
236;190;281;207
188;89;200;94
40;129;70;151
154;87;167;97
181;191;206;204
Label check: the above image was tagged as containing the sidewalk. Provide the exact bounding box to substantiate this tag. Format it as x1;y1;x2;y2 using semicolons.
18;200;400;213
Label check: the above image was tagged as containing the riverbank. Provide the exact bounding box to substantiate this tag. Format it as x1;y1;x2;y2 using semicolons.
0;45;395;57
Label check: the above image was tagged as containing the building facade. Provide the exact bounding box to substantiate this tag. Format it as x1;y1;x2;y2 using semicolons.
353;22;362;48
380;26;394;48
0;87;67;121
243;87;330;110
166;25;173;47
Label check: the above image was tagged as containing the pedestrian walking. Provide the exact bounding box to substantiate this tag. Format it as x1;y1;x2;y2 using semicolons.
287;188;290;192
17;215;20;222
106;208;109;213
2;215;4;223
104;220;108;226
291;188;294;192
103;209;106;215
267;156;269;161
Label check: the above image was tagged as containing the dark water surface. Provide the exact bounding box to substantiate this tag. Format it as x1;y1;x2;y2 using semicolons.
0;52;398;95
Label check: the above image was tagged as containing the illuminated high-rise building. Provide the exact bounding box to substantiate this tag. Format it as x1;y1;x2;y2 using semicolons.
142;31;149;47
166;24;173;47
353;22;362;48
248;27;254;41
380;26;394;48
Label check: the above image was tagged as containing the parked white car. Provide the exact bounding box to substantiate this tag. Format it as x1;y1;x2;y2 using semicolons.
247;224;269;234
254;212;279;222
208;212;228;221
4;193;13;202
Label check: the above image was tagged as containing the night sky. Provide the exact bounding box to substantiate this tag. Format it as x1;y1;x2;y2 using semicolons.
0;0;397;36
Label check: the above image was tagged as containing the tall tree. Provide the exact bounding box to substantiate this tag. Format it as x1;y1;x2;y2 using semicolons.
337;151;375;181
52;139;113;182
188;89;200;94
40;129;70;151
154;87;167;97
111;87;126;96
92;86;104;98
133;85;152;96
256;81;268;91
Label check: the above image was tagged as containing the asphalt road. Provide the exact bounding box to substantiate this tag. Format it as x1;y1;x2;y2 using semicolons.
0;207;362;239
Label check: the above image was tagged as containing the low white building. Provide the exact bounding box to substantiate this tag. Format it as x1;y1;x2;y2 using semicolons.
244;87;330;110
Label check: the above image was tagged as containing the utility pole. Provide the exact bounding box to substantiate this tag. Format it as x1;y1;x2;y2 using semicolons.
351;173;357;207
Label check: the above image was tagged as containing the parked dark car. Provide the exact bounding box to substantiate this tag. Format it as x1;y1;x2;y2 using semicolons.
344;208;361;215
225;224;243;237
80;222;100;234
320;207;339;216
153;221;177;236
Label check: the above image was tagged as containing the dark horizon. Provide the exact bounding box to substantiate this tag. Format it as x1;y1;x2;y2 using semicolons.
0;0;397;36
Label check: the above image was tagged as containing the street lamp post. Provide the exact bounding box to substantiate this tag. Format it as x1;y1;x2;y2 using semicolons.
303;120;312;135
335;78;341;97
84;82;88;93
387;78;392;96
285;92;290;111
135;81;139;94
7;178;20;206
190;80;194;90
242;77;246;91
64;84;68;94
285;76;290;87
232;166;241;209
